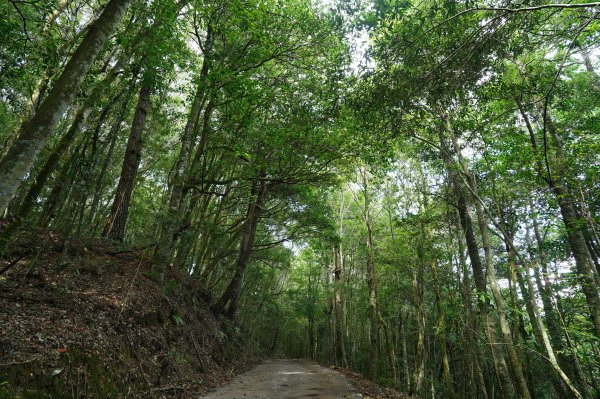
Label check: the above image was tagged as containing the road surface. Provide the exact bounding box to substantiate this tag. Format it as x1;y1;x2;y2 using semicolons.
201;359;363;398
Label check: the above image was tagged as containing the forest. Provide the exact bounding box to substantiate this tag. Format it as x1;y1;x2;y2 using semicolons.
0;0;599;398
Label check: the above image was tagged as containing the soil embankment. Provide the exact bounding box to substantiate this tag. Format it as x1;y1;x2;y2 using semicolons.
0;228;257;398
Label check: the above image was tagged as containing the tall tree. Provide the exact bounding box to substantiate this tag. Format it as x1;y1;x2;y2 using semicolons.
0;0;133;213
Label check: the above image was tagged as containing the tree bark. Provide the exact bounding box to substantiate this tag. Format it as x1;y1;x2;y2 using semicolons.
440;131;514;399
551;181;600;337
359;167;397;383
446;121;531;399
333;244;348;367
456;221;487;399
410;265;425;397
359;166;380;381
0;0;133;214
399;309;411;393
500;215;582;398
431;257;459;399
154;24;214;271
530;216;594;398
518;88;600;338
581;48;600;92
438;124;515;399
545;112;600;336
212;175;267;319
0;76;131;248
102;82;151;240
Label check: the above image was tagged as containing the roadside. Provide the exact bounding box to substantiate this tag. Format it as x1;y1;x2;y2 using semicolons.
330;366;415;399
0;227;259;398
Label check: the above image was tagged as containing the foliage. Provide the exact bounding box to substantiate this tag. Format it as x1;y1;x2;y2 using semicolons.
1;0;599;398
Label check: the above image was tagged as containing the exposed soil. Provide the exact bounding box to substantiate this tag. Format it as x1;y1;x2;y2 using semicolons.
0;227;259;398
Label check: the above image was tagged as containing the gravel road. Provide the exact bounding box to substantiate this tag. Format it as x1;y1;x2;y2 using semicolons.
200;359;363;398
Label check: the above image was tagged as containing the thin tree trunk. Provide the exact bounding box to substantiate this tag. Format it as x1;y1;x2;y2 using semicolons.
551;180;600;337
378;309;398;384
0;0;133;213
581;48;600;92
431;257;459;399
359;167;380;381
524;262;584;398
212;175;267;319
87;118;120;234
501;217;582;398
358;168;397;383
308;268;316;360
0;78;129;248
333;244;348;367
10;0;81;134
37;131;93;228
544;114;600;335
530;216;594;398
102;82;151;240
154;25;214;270
447;123;532;399
399;308;411;393
455;220;482;399
438;124;515;399
410;247;426;397
85;86;137;236
518;93;600;338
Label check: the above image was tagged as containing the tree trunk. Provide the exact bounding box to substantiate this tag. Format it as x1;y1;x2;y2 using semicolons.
438;124;515;399
399;309;411;393
308;268;316;360
36;145;79;227
154;24;214;271
431;257;459;399
378;308;398;385
518;93;600;338
10;0;85;136
360;167;380;381
410;266;425;397
457;223;487;399
524;262;583;398
530;216;594;398
333;244;348;367
551;181;600;337
455;220;480;399
446;122;531;399
102;82;151;240
581;48;600;92
212;175;267;319
0;0;133;214
359;167;398;383
0;77;131;249
476;208;531;399
545;113;600;336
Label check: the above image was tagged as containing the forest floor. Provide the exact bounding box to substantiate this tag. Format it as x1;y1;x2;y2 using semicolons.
0;226;259;398
330;367;416;399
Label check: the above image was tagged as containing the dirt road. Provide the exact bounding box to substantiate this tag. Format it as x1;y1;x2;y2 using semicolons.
201;359;363;398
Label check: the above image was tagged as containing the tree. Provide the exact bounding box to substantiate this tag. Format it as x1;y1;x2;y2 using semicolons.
0;0;133;213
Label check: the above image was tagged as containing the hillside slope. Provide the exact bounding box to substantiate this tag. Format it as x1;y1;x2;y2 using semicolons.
0;228;258;398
